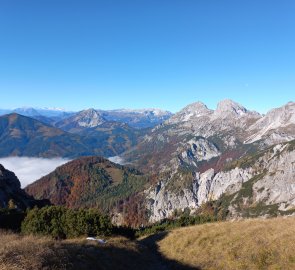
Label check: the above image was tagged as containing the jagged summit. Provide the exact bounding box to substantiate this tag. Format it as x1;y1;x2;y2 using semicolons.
183;101;212;115
215;99;248;116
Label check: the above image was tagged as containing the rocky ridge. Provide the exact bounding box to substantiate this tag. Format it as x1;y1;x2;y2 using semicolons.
124;100;295;172
145;140;295;222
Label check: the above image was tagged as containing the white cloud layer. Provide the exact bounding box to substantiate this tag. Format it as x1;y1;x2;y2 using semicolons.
0;157;70;188
108;156;125;165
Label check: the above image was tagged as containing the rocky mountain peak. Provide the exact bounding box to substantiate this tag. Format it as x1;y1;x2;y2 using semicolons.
215;99;248;116
75;109;105;128
169;101;212;123
185;101;210;112
252;101;295;129
245;101;295;144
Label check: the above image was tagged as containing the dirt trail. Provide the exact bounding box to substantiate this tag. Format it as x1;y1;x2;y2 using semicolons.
139;232;200;270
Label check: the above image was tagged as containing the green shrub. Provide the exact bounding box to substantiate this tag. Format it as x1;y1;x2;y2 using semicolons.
21;206;112;239
135;213;216;237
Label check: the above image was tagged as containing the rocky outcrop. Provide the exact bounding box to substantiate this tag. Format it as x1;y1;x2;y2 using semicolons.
145;141;295;222
245;102;295;144
0;164;45;209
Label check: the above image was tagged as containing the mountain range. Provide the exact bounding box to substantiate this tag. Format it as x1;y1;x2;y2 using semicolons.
123;100;295;172
0;107;172;129
1;99;295;226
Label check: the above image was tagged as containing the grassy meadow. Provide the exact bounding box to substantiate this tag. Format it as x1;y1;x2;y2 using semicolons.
159;217;295;270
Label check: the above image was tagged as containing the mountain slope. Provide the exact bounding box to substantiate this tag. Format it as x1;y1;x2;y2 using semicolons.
56;108;106;130
159;217;295;270
55;109;142;155
25;156;148;216
245;101;295;144
0;113;143;158
0;113;95;158
145;140;295;222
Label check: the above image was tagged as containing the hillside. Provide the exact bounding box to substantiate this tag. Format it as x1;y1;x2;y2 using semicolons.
158;217;295;270
25;157;149;223
0;113;142;158
56;109;142;155
2;217;295;269
0;113;93;158
0;232;185;270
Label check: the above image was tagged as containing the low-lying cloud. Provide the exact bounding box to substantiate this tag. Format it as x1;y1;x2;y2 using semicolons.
108;156;125;165
0;157;70;188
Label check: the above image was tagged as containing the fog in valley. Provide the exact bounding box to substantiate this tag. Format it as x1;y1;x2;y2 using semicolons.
0;157;70;188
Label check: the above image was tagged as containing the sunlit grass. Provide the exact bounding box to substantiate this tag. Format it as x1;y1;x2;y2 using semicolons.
159;217;295;270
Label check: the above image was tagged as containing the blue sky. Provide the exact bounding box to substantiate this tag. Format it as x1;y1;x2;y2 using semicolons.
0;0;294;113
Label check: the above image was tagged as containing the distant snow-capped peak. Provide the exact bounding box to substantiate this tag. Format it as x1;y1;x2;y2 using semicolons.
111;108;172;116
38;107;68;112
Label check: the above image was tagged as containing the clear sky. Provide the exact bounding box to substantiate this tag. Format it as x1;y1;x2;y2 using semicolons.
0;0;294;113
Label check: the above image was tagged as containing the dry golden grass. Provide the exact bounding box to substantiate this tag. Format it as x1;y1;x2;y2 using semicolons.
158;216;295;270
104;167;124;184
0;231;157;270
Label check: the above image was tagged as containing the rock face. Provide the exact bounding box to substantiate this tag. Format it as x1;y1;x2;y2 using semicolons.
145;141;295;222
0;164;45;209
245;102;295;144
177;138;221;168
